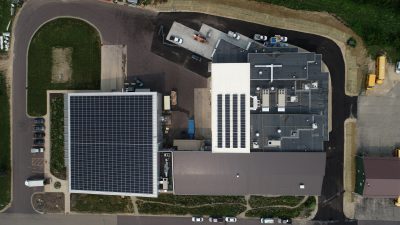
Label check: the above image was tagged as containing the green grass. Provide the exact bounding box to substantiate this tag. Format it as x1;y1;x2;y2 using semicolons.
249;196;304;208
138;194;246;206
0;72;11;210
137;200;246;216
0;0;11;32
246;196;317;219
70;194;134;213
28;18;101;116
258;0;400;61
50;94;66;180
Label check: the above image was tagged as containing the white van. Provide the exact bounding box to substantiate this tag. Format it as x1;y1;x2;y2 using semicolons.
31;147;44;153
24;179;45;187
260;218;274;224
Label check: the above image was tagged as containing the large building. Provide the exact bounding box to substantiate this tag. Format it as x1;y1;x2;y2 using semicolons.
169;22;330;196
65;92;160;197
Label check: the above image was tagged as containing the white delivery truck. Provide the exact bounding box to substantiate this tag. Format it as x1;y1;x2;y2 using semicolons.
24;179;45;187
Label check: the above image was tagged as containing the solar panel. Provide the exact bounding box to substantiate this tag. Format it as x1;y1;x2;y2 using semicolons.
225;94;230;148
240;94;246;148
217;94;222;148
232;94;238;148
69;94;156;195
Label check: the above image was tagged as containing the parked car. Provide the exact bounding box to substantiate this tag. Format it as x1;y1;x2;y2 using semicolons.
33;132;45;138
396;61;400;74
191;216;204;222
225;217;237;223
34;117;45;124
260;218;274;224
254;34;268;41
227;31;240;40
277;218;292;224
31;147;44;154
33;125;45;132
169;35;183;44
33;139;44;146
209;217;224;223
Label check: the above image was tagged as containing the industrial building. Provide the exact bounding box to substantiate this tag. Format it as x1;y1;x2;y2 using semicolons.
168;22;330;196
356;157;400;197
65;92;160;197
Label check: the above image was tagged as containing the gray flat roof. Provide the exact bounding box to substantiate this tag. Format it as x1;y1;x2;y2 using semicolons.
173;151;326;196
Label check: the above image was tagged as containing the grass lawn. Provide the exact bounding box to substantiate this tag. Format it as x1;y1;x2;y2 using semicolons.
0;72;11;210
138;194;246;206
137;200;246;216
258;0;400;61
249;196;304;208
28;18;101;116
50;94;66;180
0;0;11;32
70;194;134;213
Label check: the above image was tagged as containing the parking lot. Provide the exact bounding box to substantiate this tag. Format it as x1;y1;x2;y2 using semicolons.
357;83;400;156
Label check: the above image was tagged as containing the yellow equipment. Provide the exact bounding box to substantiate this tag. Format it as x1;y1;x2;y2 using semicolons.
376;55;386;84
366;74;376;90
395;197;400;207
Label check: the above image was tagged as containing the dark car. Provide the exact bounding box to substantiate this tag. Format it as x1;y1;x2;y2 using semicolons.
209;217;224;223
33;132;45;138
191;54;202;62
34;118;45;124
33;125;45;132
33;139;44;146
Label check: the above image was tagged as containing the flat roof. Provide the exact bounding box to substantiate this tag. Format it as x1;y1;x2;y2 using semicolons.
67;92;159;197
173;151;326;195
363;157;400;197
211;63;251;153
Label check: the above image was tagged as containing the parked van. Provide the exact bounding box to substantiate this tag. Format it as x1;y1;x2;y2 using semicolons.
260;218;274;224
24;179;45;187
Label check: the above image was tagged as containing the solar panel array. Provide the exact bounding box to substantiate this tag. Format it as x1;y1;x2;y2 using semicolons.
216;93;246;149
69;95;154;195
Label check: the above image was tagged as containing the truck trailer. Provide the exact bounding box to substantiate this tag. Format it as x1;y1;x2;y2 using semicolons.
366;74;376;90
376;55;386;84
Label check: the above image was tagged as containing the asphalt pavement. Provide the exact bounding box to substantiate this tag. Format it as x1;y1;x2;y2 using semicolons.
1;0;370;224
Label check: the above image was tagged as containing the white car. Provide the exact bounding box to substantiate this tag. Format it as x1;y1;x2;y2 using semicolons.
191;216;204;222
169;35;183;44
225;217;237;223
228;31;240;40
254;34;268;41
31;147;44;154
260;218;274;224
396;61;400;74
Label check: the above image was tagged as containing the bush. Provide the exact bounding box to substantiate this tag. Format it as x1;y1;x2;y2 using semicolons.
138;194;246;206
50;94;66;179
249;196;304;208
137;201;246;216
347;37;357;48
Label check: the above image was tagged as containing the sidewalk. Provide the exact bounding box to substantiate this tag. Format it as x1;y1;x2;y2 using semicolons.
145;0;366;96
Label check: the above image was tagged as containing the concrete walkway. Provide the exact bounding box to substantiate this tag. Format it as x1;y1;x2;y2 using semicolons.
145;0;365;96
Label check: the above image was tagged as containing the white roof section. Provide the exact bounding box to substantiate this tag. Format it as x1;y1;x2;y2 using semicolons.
211;63;250;153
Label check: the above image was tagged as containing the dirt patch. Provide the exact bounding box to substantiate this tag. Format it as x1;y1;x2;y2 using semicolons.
343;118;357;219
101;45;126;91
32;192;65;213
51;47;72;83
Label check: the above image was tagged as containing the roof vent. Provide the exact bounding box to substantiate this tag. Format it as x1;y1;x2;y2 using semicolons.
255;132;260;137
258;70;263;75
312;123;318;129
277;128;282;134
299;183;305;189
